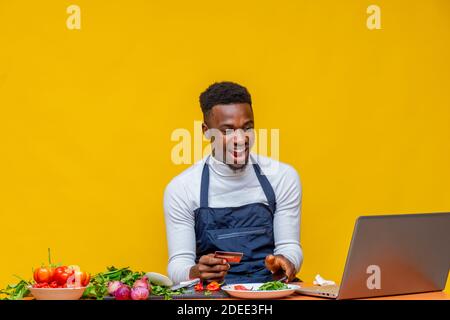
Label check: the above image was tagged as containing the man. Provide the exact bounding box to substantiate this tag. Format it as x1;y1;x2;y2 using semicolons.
164;81;303;284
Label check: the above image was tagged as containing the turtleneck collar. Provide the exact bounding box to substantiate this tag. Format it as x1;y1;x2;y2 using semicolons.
207;154;253;177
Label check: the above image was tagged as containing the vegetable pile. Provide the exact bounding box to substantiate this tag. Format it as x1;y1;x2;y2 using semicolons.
0;249;90;300
1;263;186;300
32;249;90;289
83;266;185;300
33;264;90;289
82;266;145;299
1;249;217;300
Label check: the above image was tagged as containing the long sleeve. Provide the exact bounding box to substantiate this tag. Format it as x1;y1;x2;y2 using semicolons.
163;180;197;284
271;165;303;273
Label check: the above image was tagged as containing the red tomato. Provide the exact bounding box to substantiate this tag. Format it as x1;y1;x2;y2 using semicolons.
82;272;91;287
49;281;58;288
206;281;221;291
234;285;249;291
194;283;204;292
33;267;54;284
53;266;73;285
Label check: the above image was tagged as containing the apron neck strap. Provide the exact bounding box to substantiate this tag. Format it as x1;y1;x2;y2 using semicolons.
252;163;277;213
199;158;277;213
200;161;210;207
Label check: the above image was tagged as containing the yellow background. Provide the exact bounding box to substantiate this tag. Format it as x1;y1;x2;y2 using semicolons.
1;0;449;292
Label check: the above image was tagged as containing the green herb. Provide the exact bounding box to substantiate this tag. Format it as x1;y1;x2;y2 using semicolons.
151;285;185;300
0;280;31;300
204;290;212;296
258;281;289;291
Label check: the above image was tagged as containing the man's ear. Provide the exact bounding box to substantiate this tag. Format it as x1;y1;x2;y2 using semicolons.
202;123;215;143
202;123;208;135
202;123;211;140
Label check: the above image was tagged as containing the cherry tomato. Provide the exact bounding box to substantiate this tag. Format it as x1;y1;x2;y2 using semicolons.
33;267;54;284
49;281;58;288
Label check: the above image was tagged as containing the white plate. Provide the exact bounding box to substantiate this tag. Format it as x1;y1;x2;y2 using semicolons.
28;286;86;300
222;283;300;299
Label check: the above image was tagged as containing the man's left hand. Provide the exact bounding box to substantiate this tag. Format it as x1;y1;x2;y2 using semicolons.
264;254;296;282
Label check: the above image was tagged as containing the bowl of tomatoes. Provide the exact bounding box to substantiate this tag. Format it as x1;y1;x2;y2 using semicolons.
30;265;90;300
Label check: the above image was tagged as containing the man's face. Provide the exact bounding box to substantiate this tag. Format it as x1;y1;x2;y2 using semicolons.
202;103;255;170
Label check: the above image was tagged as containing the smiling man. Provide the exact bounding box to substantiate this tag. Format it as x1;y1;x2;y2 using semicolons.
164;81;303;284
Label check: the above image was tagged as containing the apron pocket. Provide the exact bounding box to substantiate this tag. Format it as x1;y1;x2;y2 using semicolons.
216;228;267;240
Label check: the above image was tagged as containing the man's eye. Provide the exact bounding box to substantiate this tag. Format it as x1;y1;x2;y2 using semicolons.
222;129;234;135
221;128;253;135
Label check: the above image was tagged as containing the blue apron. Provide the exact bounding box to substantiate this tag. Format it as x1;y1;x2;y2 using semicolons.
194;157;277;284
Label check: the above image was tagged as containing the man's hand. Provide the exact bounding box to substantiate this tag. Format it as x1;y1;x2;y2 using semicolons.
189;253;230;282
265;254;296;282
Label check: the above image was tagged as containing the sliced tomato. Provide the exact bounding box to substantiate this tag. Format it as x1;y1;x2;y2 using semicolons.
233;285;249;291
82;272;90;287
206;281;221;291
194;283;204;292
66;270;90;287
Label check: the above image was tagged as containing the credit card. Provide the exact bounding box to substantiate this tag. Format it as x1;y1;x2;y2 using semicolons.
214;251;243;263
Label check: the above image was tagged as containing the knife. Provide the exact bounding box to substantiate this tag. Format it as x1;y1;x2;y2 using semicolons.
170;278;200;291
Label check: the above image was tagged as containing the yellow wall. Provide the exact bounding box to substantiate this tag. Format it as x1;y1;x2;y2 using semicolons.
1;0;449;292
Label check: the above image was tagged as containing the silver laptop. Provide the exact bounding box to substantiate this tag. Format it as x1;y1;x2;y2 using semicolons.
296;212;450;299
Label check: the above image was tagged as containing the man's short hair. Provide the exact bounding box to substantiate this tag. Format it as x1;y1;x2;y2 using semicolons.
199;81;252;117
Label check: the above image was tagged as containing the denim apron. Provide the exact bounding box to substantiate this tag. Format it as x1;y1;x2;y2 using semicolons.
194;157;277;284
